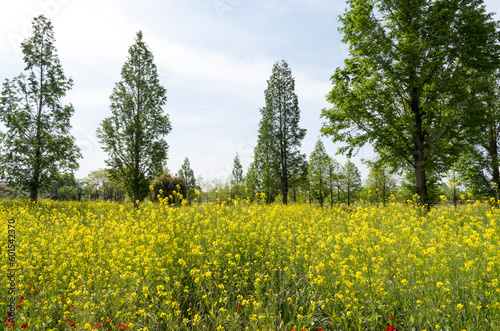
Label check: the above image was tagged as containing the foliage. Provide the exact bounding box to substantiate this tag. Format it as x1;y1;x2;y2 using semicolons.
3;200;500;330
82;169;126;202
321;0;500;208
252;60;307;204
399;168;443;207
96;31;171;208
288;155;309;203
149;172;187;204
0;15;81;202
326;158;342;206
458;71;500;198
231;153;244;185
244;162;262;201
342;160;362;206
178;157;197;201
308;140;330;206
248;137;280;203
44;173;81;201
363;157;398;206
56;185;79;201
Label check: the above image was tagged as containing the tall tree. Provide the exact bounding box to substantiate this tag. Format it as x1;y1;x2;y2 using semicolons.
97;31;171;209
0;15;81;202
231;152;244;198
178;157;196;201
253;60;307;204
321;0;500;209
327;158;342;207
308;139;330;206
343;160;362;206
231;152;243;185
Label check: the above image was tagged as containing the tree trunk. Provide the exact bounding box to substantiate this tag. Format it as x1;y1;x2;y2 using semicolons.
319;179;323;207
347;181;350;206
382;182;386;207
413;139;428;210
29;183;38;202
281;144;288;204
282;178;288;204
489;126;500;193
411;87;429;210
330;186;333;207
133;189;139;209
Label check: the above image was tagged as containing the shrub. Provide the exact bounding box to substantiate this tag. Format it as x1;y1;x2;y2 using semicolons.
149;173;187;203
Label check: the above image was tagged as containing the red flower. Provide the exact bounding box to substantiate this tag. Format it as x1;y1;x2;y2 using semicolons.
385;325;401;331
319;329;325;331
19;296;24;301
5;313;12;318
9;323;15;328
70;321;76;329
21;324;28;328
389;315;395;321
118;323;128;330
303;280;308;283
106;318;112;323
5;321;11;326
15;304;21;309
71;306;76;311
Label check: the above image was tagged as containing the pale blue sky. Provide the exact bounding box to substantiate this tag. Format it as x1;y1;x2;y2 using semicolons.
1;0;499;183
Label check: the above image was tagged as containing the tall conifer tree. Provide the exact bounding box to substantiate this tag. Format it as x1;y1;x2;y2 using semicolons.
252;60;306;204
97;31;171;209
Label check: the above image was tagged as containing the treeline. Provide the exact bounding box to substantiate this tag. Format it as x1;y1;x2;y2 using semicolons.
2;1;500;210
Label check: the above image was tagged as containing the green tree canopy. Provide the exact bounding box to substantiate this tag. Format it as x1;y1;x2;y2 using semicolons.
97;31;171;208
321;0;500;209
0;15;81;202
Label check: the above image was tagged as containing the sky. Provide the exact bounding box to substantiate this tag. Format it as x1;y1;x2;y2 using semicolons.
1;0;500;185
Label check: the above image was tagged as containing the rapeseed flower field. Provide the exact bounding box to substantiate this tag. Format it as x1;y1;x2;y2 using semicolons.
2;198;500;330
